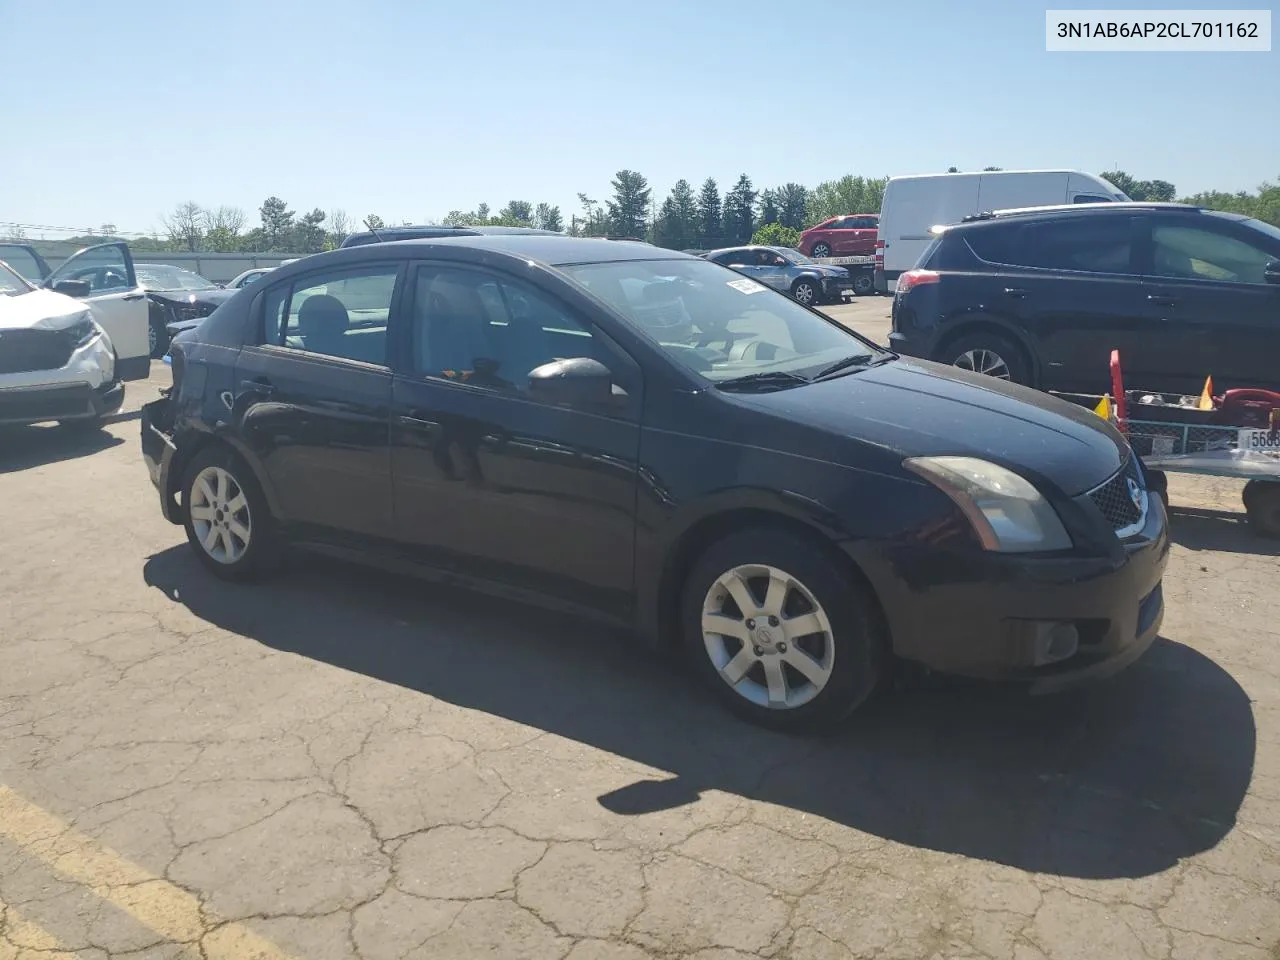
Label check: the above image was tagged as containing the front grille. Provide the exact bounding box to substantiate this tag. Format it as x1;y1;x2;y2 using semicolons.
1088;457;1145;532
0;328;75;374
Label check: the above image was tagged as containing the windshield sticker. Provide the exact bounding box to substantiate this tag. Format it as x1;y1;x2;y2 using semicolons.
726;277;767;295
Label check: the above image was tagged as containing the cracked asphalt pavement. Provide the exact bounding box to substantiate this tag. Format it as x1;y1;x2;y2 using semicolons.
2;303;1278;959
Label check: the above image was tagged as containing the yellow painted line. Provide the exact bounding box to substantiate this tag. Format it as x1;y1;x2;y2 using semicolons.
0;787;296;960
0;898;79;959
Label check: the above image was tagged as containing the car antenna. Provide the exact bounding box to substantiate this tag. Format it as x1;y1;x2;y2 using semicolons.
362;217;386;243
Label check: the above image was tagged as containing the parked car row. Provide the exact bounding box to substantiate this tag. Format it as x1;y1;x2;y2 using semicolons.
701;246;856;304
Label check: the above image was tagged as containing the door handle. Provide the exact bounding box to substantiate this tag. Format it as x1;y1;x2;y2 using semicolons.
1146;294;1178;307
123;292;147;301
1003;287;1027;298
237;378;277;401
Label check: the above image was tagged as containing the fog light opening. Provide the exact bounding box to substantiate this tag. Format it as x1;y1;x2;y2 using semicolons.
1033;622;1080;666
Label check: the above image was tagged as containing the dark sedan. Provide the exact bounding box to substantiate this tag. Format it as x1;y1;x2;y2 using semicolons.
140;236;1168;731
135;263;236;358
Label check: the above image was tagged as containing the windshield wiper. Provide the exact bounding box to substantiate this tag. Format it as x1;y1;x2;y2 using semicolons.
715;370;810;392
814;353;892;380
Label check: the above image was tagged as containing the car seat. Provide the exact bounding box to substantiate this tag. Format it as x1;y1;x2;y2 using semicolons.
297;294;350;356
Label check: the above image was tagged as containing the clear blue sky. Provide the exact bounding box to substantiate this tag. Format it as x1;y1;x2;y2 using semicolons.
3;0;1276;236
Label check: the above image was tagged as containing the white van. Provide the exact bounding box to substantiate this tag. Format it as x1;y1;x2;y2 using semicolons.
874;170;1128;293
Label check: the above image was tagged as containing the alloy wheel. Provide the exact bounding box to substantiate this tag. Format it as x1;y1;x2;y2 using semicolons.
701;564;835;709
812;243;831;258
954;348;1011;380
189;465;252;564
147;322;158;356
794;282;816;305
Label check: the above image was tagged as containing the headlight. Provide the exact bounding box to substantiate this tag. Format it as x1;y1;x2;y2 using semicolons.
65;313;99;348
904;456;1072;553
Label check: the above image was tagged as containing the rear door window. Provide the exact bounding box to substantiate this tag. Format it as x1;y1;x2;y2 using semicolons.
974;217;1135;274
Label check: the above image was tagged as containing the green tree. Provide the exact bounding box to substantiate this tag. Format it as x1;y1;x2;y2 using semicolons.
758;188;779;227
572;194;608;236
804;175;888;226
723;174;757;245
499;200;533;225
696;178;722;247
652;179;700;250
259;196;295;251
328;209;353;246
947;166;959;173
777;183;808;230
533;203;563;232
751;222;802;248
1180;176;1280;225
294;208;327;253
607;170;651;238
162;201;204;252
364;214;385;231
1100;170;1176;202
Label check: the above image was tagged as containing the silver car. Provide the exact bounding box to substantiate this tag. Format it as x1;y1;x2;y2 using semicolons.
703;245;854;306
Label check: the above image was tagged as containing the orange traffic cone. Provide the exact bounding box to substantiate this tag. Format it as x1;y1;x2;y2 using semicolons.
1197;375;1215;411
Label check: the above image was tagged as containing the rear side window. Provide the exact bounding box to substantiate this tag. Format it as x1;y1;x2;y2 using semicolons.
962;224;1021;265
971;217;1134;275
1151;223;1274;284
260;265;399;365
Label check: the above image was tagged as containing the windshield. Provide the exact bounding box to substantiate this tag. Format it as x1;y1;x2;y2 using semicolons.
775;248;814;265
560;258;887;383
135;264;217;291
0;260;33;296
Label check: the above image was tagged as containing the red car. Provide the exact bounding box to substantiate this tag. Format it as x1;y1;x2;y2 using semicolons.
799;214;880;258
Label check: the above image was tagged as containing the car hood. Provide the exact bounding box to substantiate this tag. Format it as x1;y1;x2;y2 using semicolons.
0;288;89;331
810;265;849;277
148;287;235;306
733;357;1127;496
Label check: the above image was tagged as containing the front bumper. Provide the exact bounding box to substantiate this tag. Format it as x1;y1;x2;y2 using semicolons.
821;276;854;299
141;396;183;524
0;379;124;425
853;496;1169;688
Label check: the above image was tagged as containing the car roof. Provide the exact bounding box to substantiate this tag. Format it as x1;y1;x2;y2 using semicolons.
364;234;685;266
341;224;563;247
961;201;1198;224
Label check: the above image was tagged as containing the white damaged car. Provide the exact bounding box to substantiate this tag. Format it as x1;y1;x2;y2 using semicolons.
0;259;124;427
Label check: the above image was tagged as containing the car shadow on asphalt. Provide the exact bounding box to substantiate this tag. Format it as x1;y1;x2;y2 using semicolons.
0;424;124;473
1167;506;1280;556
143;545;1255;882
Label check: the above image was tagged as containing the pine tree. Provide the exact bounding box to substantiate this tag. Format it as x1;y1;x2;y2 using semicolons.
723;174;758;245
696;178;722;247
606;170;651;238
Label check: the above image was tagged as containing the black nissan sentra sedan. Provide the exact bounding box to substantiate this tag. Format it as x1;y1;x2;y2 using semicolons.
141;236;1168;732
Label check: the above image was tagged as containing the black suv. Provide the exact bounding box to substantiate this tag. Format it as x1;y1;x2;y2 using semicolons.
889;203;1280;395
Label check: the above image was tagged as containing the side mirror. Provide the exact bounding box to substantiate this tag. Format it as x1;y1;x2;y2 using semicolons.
1264;260;1280;285
527;357;616;407
51;279;91;298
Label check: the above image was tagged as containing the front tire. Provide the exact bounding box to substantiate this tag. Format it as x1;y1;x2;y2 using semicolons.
810;242;832;258
149;313;171;359
852;273;874;295
681;528;885;732
942;331;1032;386
1244;481;1280;539
181;445;277;581
791;278;819;307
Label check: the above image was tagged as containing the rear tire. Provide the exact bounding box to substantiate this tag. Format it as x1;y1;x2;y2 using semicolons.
852;273;874;295
810;242;831;258
149;314;171;359
942;331;1032;386
680;528;885;733
181;444;278;581
1243;481;1280;539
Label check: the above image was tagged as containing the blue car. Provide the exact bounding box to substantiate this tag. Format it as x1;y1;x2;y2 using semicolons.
703;246;854;306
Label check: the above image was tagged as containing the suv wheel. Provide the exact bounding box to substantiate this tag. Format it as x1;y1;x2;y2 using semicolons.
944;332;1031;385
149;314;171;359
810;242;831;258
681;529;884;732
182;445;277;581
1244;481;1280;538
791;278;818;306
